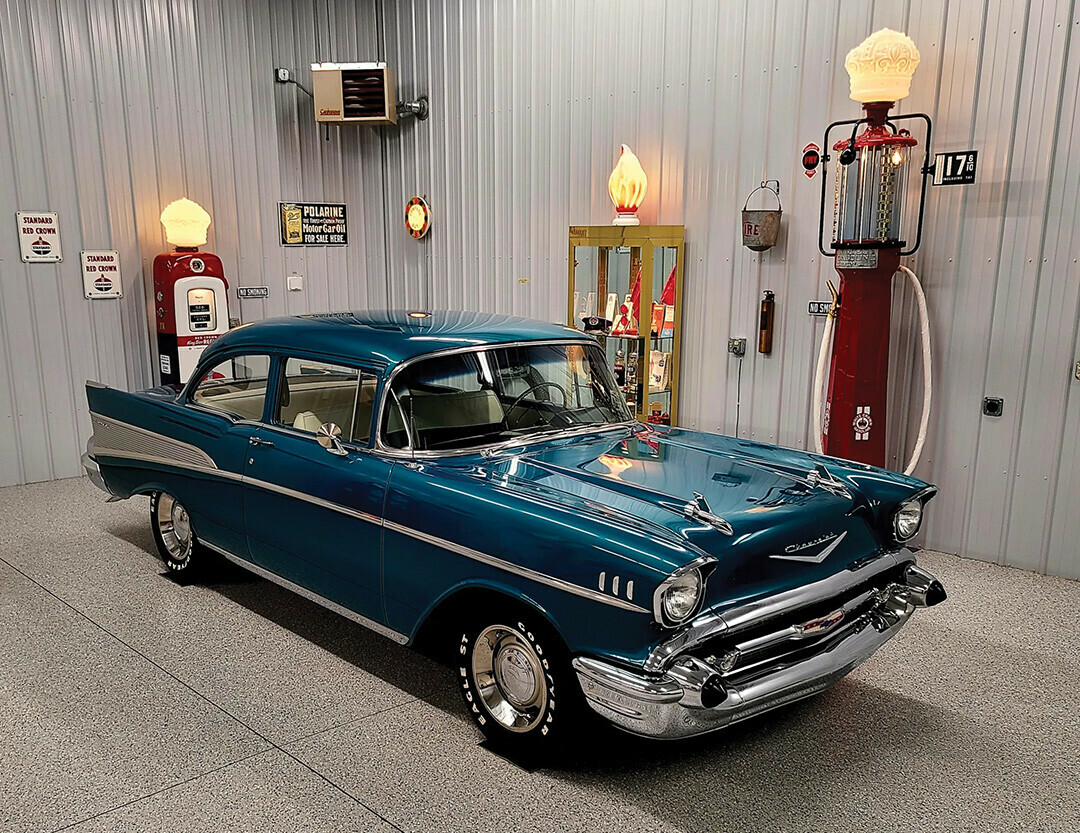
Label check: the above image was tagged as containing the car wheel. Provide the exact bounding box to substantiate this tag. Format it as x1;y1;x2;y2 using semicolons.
458;611;583;757
150;491;208;578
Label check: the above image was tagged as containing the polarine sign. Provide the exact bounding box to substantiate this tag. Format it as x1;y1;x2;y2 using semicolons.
17;211;62;262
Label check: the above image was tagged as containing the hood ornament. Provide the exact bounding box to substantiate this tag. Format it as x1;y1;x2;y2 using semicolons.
807;465;851;499
683;492;734;536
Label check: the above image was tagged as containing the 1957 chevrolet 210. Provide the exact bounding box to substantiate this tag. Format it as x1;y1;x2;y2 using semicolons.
83;310;945;754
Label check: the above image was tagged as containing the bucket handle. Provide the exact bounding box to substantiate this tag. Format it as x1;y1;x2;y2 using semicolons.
743;180;782;212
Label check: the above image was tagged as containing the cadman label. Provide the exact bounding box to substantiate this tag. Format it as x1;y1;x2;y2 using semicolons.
17;211;62;262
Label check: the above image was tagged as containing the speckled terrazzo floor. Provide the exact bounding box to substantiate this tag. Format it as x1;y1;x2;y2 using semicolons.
1;476;1077;833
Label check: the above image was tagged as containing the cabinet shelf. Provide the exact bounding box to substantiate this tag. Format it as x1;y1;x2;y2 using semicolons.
568;225;684;426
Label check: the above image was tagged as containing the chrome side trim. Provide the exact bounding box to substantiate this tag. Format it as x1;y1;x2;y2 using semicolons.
89;413;644;615
201;540;409;645
643;548;914;672
91;448;242;482
383;519;650;614
89;414;218;470
240;475;382;526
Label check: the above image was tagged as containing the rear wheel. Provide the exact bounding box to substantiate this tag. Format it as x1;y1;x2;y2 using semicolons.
150;492;210;578
458;610;584;759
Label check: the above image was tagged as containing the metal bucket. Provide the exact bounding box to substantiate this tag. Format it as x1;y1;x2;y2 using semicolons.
742;181;782;252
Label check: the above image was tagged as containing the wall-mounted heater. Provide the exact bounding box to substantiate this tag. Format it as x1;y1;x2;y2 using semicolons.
311;62;397;125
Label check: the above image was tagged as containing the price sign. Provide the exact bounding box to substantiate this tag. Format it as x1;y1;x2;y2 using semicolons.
933;150;978;186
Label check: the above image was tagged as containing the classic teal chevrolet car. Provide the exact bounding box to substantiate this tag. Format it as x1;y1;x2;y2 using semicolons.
83;310;945;754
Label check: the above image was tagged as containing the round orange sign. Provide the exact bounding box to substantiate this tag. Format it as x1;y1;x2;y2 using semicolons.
405;196;431;239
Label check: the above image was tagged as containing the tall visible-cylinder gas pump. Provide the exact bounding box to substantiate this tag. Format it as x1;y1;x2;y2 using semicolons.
812;29;933;473
152;198;230;386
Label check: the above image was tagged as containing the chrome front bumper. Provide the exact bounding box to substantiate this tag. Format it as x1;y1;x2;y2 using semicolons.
573;563;945;739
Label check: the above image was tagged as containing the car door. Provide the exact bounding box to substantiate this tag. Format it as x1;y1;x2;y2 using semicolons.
181;352;272;557
243;355;392;624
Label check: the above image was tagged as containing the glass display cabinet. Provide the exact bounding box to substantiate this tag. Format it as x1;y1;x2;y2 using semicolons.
567;225;684;425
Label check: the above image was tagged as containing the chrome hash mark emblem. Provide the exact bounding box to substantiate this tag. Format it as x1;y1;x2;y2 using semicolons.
769;530;848;563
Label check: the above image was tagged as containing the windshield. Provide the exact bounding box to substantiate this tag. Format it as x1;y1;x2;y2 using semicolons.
381;341;633;452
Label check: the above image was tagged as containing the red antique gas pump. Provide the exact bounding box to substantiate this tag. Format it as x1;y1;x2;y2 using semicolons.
811;29;933;473
153;199;230;386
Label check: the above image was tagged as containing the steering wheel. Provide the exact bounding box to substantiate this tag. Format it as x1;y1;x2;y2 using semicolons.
504;381;568;428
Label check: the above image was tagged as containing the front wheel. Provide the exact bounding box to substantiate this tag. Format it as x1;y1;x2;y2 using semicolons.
150;491;211;579
458;612;584;757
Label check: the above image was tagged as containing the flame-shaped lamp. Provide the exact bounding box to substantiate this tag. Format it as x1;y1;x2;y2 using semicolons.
160;198;212;249
608;145;648;226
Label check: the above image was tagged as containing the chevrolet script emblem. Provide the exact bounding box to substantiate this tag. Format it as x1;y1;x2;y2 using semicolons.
769;530;847;563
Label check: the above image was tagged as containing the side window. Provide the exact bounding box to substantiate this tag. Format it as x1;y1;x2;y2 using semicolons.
275;357;378;444
190;355;271;420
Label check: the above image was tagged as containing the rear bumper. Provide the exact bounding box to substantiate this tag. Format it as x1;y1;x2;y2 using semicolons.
573;564;944;739
81;452;113;496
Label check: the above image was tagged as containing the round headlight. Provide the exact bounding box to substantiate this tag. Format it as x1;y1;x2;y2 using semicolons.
660;570;703;624
893;499;924;541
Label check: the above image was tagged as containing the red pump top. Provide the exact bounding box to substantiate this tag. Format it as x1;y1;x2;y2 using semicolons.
833;102;919;151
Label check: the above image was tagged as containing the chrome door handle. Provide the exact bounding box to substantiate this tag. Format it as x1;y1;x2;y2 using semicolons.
249;437;275;448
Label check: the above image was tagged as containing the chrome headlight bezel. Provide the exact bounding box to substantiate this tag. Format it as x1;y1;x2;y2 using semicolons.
892;499;923;540
653;556;715;627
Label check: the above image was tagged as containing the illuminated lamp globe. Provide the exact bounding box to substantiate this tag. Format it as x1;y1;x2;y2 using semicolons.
608;144;648;226
845;28;921;103
160;198;212;248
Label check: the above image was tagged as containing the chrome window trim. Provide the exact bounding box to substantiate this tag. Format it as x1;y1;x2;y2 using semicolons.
643;548;916;672
200;540;409;645
184;352;274;420
272;356;381;444
371;337;627;459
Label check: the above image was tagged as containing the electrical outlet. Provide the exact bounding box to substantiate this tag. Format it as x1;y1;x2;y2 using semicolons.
287;274;303;291
983;397;1004;417
1075;360;1080;381
728;338;747;358
275;67;291;83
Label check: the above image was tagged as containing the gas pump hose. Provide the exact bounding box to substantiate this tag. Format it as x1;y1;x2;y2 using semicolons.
812;265;932;476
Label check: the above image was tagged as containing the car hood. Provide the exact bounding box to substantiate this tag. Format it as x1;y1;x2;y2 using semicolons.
485;424;929;608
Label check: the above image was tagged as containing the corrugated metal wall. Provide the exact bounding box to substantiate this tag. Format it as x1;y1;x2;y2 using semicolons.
1;0;1078;579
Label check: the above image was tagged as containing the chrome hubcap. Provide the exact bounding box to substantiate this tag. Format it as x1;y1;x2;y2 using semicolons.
472;625;547;732
157;494;192;560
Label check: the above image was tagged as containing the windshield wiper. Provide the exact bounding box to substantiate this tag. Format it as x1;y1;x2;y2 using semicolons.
481;421;635;458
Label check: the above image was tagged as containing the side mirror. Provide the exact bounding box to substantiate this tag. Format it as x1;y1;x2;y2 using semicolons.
316;423;348;456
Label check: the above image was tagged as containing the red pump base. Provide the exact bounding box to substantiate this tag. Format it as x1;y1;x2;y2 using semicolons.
822;247;900;468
